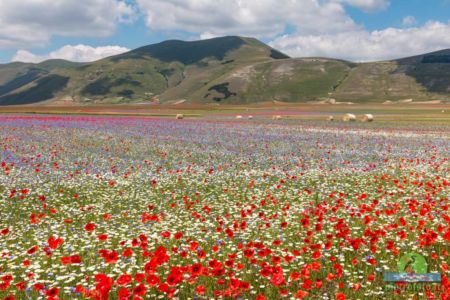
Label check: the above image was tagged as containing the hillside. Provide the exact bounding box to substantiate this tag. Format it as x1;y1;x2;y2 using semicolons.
0;36;449;105
331;50;450;102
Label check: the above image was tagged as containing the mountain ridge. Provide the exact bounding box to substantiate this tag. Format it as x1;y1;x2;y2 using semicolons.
0;36;449;105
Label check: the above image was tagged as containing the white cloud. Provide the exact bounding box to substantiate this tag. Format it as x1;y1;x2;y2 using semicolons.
135;0;450;61
340;0;390;12
11;50;43;64
270;21;450;61
402;16;417;27
12;45;130;63
0;0;136;48
136;0;358;38
3;0;449;63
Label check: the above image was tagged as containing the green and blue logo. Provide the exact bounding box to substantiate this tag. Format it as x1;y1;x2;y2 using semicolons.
384;252;441;283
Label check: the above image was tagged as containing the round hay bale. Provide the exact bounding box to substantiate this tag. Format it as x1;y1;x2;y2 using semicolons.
175;114;184;120
361;114;374;122
235;115;243;119
327;115;334;121
343;113;356;122
272;115;282;120
248;115;253;119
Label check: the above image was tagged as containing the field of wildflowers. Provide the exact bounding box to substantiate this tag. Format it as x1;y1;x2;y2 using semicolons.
0;115;449;300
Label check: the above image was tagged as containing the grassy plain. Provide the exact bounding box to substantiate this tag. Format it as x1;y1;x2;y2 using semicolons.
0;103;448;124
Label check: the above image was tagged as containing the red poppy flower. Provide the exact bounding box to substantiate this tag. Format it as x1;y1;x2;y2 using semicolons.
2;274;13;283
166;272;182;286
27;245;39;255
240;281;250;290
161;231;171;238
99;249;119;264
157;283;169;293
133;284;146;296
367;257;377;266
22;259;30;267
336;292;346;300
295;290;309;299
193;284;205;295
290;272;301;281
118;288;130;299
46;287;59;297
191;263;203;276
243;248;254;258
122;248;133;257
48;236;64;250
311;262;321;271
312;251;321;260
443;230;450;241
84;223;96;232
134;273;145;283
190;242;199;252
15;281;26;291
146;274;160;287
271;255;282;264
61;255;81;265
270;272;286;286
117;274;132;286
94;273;113;297
197;250;206;259
97;234;108;241
315;279;323;289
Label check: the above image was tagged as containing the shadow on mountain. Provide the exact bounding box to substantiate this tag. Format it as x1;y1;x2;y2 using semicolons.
82;77;142;96
0;75;69;105
395;50;450;94
270;49;290;59
205;82;237;101
111;36;246;64
0;69;43;96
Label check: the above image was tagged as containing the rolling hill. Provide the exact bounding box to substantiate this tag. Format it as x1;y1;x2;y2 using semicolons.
0;36;449;105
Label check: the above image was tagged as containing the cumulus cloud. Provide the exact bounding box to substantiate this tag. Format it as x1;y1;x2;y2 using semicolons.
402;16;417;27
3;0;450;62
135;0;450;61
12;45;130;63
0;0;136;48
340;0;390;12
270;21;450;61
136;0;358;38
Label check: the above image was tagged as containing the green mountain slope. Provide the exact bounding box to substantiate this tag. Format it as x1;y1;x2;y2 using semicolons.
332;50;450;102
0;36;449;105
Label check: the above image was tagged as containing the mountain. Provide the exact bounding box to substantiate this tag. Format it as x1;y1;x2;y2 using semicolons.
329;49;450;102
0;36;449;105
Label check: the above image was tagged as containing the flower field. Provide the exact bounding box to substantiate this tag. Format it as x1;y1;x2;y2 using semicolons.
0;115;449;300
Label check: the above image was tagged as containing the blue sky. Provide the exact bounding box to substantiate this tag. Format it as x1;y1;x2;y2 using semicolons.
0;0;450;63
346;0;450;30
